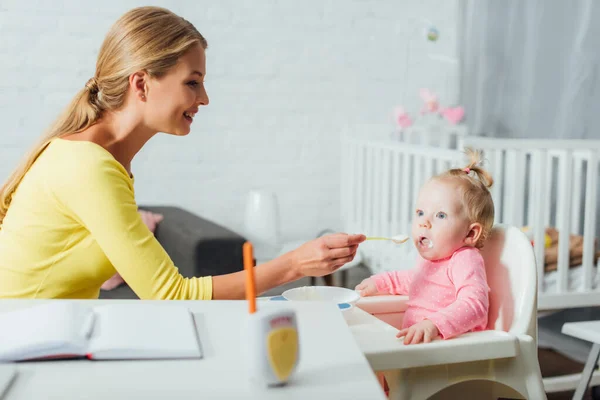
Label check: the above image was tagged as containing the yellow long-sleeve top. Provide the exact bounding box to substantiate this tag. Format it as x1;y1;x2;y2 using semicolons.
0;138;212;300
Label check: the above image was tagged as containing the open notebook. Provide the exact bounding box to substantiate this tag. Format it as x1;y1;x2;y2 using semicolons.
0;302;202;362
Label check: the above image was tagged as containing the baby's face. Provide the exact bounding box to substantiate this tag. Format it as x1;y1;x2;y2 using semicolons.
411;179;472;260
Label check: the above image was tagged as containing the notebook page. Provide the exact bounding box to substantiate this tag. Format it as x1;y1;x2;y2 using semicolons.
0;302;92;361
88;304;202;360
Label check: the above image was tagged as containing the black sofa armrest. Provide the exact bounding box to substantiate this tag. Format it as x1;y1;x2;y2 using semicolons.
140;206;246;278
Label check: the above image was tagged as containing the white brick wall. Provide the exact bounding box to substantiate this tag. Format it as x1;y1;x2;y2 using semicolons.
0;0;459;243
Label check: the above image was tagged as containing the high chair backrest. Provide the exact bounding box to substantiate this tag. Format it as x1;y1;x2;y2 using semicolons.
480;224;538;339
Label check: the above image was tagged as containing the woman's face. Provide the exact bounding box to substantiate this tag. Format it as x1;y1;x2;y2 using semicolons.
144;43;209;136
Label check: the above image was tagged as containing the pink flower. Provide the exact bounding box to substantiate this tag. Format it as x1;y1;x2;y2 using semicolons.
439;106;465;124
394;106;413;128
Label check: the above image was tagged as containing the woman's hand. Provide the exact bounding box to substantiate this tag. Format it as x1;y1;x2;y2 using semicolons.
213;233;365;300
290;233;366;278
355;278;378;297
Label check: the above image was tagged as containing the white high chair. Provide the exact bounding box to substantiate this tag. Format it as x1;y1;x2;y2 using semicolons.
358;225;547;399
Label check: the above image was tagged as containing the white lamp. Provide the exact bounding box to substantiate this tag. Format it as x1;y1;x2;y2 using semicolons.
243;189;281;261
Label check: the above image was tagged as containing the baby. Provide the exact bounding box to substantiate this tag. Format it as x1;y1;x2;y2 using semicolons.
356;149;494;345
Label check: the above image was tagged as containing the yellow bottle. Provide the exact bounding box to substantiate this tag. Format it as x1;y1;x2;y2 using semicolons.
244;242;299;386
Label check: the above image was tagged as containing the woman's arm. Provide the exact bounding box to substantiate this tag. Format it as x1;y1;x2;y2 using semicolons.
213;252;299;300
56;149;364;300
56;155;214;300
213;233;362;299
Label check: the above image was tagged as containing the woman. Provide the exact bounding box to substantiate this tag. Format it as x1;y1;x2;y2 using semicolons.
0;7;365;300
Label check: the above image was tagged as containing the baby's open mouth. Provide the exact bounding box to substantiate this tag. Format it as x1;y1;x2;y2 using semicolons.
419;237;434;249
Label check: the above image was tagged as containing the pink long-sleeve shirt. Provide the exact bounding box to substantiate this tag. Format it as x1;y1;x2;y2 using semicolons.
372;247;490;339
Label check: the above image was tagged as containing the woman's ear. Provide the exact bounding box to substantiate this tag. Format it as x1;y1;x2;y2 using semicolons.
464;223;483;247
129;71;148;101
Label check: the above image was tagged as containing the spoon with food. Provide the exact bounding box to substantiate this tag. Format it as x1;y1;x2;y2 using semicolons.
365;234;410;244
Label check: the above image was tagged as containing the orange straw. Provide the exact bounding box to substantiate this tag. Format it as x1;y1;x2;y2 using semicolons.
243;242;256;314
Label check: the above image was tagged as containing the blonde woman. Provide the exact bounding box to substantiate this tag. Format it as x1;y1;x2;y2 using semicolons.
0;7;365;300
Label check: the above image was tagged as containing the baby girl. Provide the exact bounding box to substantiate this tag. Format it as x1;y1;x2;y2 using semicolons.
356;149;495;345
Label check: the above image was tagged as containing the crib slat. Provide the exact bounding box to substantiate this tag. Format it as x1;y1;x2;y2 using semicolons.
353;145;367;234
526;153;534;227
512;150;526;226
503;150;517;225
369;147;378;235
340;140;350;229
363;147;373;234
556;151;573;293
351;141;360;230
582;151;598;291
339;140;346;225
484;149;497;222
530;149;547;291
400;151;411;234
372;148;383;236
571;155;584;235
380;149;391;237
411;153;422;223
544;154;554;228
491;149;504;223
371;147;379;235
390;150;400;237
424;154;434;183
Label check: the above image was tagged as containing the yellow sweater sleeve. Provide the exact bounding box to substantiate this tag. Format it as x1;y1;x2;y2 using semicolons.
53;147;212;300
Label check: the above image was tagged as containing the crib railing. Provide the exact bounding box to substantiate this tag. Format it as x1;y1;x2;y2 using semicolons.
460;137;600;310
342;135;600;310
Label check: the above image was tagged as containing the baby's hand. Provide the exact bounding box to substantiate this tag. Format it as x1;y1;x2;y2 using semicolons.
396;320;439;345
355;278;378;297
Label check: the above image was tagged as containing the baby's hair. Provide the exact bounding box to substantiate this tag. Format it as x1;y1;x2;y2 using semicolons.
435;148;495;248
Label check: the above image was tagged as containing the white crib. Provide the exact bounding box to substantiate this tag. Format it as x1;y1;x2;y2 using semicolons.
341;131;600;393
460;136;600;311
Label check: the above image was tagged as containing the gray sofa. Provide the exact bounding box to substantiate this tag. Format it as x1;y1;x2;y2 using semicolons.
99;206;247;299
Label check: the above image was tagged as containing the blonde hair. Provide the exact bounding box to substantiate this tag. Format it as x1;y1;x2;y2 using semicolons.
435;148;495;248
0;7;207;226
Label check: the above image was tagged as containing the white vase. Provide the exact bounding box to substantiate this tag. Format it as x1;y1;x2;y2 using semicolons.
243;190;281;260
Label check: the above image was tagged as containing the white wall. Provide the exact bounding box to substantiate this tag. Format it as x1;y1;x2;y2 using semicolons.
0;0;459;242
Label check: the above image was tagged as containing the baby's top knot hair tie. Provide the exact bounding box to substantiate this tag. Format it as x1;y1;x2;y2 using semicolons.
464;167;471;174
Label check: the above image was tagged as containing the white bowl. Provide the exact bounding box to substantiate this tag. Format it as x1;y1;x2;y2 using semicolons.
282;286;360;308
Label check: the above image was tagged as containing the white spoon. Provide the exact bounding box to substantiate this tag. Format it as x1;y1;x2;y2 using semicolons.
365;234;410;244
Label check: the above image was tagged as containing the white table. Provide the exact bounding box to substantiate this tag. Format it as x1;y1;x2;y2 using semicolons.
0;300;387;400
264;294;410;370
562;320;600;400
